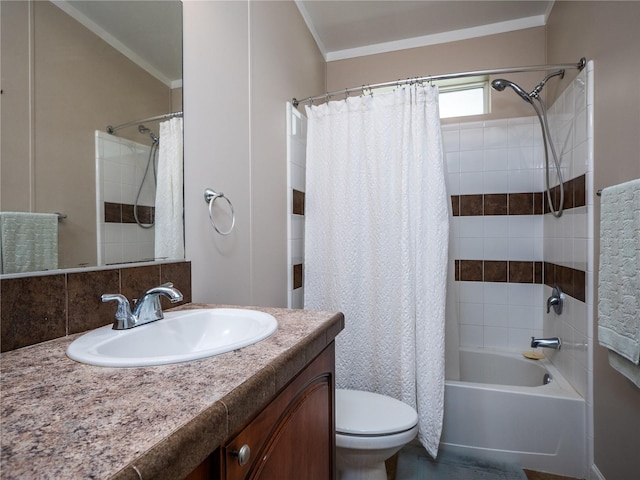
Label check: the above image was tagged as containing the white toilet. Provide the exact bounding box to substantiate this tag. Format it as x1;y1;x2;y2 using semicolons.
335;389;418;480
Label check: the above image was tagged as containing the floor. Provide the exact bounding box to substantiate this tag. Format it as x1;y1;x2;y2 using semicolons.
385;455;584;480
524;470;583;480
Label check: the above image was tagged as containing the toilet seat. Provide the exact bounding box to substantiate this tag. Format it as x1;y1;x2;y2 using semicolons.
336;389;418;436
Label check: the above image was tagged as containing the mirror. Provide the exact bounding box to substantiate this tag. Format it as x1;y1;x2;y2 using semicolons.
0;0;183;274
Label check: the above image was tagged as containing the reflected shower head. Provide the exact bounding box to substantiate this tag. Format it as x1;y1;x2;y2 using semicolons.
491;79;532;103
138;124;159;143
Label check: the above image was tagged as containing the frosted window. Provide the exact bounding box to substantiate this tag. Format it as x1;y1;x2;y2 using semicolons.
439;85;487;118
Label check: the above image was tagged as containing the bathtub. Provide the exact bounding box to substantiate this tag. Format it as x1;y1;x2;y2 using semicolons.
441;348;585;478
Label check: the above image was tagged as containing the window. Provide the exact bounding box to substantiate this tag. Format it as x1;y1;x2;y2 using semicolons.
437;78;489;119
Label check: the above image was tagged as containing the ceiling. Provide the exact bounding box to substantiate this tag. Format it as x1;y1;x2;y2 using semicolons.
296;1;554;61
50;1;554;83
52;0;182;87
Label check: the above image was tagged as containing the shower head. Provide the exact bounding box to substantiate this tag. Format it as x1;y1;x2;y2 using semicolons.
491;79;532;103
138;124;159;143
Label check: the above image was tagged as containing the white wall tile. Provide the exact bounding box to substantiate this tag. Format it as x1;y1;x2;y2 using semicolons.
460;324;484;348
459;237;484;259
459;172;484;194
483;326;509;349
484;303;509;327
459;150;483;172
483;216;509;238
484;125;508;149
459;127;484;151
459;281;484;304
484;237;509;260
483;170;509;193
460;302;484;325
442;128;460;153
459;216;484;237
446;152;460;173
483;148;509;171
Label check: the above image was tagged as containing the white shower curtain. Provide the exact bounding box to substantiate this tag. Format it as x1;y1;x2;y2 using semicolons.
155;117;184;260
304;86;449;458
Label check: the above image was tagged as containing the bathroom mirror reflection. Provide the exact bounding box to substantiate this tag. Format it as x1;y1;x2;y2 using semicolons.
0;0;183;274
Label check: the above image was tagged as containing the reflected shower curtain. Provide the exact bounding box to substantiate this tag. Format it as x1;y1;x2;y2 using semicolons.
155;117;184;260
304;86;449;458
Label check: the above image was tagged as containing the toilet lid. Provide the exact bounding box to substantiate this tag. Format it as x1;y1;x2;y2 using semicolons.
336;389;418;435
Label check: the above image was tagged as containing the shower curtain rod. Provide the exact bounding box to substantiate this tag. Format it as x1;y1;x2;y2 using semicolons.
106;111;183;135
292;57;586;107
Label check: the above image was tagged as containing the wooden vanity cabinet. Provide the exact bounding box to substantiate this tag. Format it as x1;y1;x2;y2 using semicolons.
186;342;336;480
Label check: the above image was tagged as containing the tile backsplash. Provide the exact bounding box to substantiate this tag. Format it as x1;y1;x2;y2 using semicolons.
1;261;191;352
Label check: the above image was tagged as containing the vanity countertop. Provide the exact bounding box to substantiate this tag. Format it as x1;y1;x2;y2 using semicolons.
0;304;344;479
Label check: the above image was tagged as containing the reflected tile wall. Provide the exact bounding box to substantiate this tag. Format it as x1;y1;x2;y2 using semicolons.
287;104;306;309
95;131;156;266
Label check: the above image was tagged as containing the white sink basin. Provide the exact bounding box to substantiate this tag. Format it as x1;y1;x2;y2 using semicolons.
66;308;278;367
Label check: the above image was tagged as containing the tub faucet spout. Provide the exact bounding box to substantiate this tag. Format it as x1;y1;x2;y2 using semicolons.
531;337;562;350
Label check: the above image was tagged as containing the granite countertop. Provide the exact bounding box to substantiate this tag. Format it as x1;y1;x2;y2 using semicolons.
0;304;344;480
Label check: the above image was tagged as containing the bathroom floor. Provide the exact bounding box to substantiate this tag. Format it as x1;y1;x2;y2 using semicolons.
386;447;578;480
524;471;583;480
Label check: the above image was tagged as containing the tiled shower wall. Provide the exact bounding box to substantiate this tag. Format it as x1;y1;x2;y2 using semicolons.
542;64;594;399
290;68;593;399
95;131;156;266
445;65;593;398
444;116;548;352
286;103;306;309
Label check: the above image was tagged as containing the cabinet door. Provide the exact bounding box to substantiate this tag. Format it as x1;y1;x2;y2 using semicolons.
248;378;331;479
224;343;335;480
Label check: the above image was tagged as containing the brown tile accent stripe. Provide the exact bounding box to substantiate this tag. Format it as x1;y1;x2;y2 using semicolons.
455;259;585;302
484;194;507;215
104;202;155;224
544;261;586;302
292;190;305;215
459;194;483;216
293;264;303;289
452;174;586;217
484;261;507;282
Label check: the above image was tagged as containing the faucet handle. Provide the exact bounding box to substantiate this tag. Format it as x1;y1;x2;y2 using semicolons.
546;285;564;315
101;294;133;329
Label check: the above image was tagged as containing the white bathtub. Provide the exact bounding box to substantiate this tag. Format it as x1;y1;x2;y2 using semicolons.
441;348;586;478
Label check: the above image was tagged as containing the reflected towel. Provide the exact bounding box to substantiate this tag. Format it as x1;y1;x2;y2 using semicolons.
0;212;58;274
154;117;184;260
597;178;640;387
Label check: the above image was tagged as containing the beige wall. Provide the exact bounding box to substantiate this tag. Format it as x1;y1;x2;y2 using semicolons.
327;27;547;122
547;2;640;479
1;1;172;269
183;1;325;306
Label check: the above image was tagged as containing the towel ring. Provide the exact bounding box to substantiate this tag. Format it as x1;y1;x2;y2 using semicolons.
204;188;235;236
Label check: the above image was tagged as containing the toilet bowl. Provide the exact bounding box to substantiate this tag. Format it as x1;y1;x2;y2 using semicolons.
336;389;418;480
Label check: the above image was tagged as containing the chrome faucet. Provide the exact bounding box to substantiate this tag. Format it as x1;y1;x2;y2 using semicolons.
531;336;562;350
102;283;184;330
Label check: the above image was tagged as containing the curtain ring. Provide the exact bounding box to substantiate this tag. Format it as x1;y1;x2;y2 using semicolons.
204;188;235;235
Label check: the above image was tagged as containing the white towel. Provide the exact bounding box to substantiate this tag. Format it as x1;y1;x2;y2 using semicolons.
0;212;58;274
598;178;640;387
154;117;184;260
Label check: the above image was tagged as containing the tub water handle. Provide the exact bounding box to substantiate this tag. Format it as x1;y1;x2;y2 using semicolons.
546;285;563;314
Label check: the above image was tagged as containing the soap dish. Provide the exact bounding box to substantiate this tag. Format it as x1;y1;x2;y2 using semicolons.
523;351;545;360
